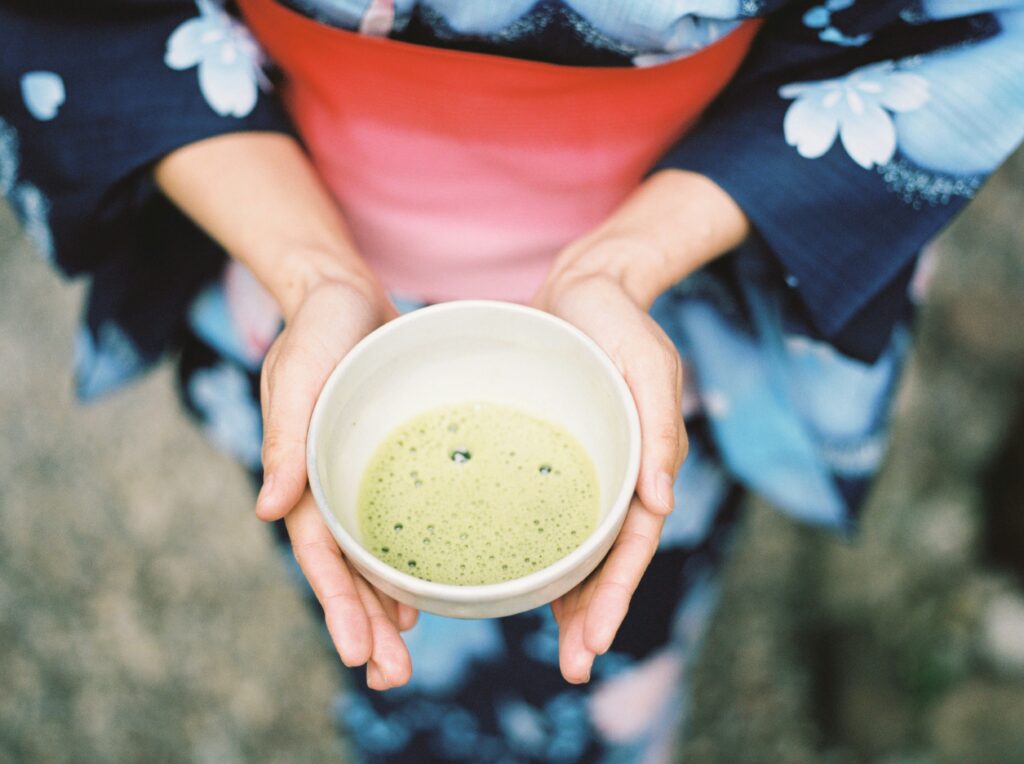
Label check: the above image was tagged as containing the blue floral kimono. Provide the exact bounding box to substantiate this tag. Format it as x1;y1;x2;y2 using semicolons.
2;1;1023;761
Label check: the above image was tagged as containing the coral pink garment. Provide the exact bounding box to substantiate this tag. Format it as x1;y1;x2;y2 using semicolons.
240;0;758;303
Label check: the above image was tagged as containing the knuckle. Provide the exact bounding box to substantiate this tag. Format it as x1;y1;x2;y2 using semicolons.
594;578;633;601
261;428;300;464
321;589;363;614
615;528;658;560
639;339;675;373
658;341;679;367
291;537;333;568
274;341;310;374
656;420;681;449
678;429;691;464
263;336;285;372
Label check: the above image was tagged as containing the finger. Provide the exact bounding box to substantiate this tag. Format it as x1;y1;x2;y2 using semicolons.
550;597;565;625
374;593;419;633
583;498;664;656
257;336;326;520
366;661;386;690
622;327;687;515
257;344;277;503
257;297;375;521
396;602;419;632
353;574;413;690
558;579;597;684
285;492;372;667
554;582;580;631
375;591;403;629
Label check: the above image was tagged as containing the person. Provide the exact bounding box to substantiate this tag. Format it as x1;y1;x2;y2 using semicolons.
2;0;1023;760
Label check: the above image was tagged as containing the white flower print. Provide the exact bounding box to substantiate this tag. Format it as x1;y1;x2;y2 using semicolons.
74;323;144;400
400;613;503;693
0;117;55;261
20;71;65;121
496;692;588;760
224;260;281;363
0;117;18;196
589;649;684;745
802;0;871;47
165;0;268;118
359;0;396;36
189;362;263;468
892;10;1024;177
12;184;54;260
780;61;929;170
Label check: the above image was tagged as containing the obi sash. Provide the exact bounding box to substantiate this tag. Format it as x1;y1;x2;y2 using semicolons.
239;0;758;302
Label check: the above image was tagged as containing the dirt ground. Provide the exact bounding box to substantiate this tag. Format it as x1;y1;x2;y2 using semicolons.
1;149;1022;763
0;205;344;762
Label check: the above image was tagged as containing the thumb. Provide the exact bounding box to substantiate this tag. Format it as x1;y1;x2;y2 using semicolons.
622;335;688;515
256;341;327;521
256;427;310;522
254;281;397;521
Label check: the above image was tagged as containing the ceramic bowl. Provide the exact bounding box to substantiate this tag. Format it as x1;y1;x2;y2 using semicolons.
306;300;640;618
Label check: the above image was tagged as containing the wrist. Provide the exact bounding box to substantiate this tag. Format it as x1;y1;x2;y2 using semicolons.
547;170;749;309
263;242;387;322
154;132;389;321
544;234;667;310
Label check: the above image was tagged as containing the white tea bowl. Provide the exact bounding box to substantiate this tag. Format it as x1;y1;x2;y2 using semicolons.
306;300;641;619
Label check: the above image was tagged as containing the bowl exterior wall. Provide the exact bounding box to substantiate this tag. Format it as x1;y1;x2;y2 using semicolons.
348;512;623;619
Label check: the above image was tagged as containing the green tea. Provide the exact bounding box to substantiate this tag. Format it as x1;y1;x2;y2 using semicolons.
357;402;599;585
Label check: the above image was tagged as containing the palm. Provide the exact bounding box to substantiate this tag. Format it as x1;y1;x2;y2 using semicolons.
533;273;685;683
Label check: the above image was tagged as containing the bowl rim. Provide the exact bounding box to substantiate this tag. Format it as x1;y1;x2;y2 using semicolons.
306;299;642;605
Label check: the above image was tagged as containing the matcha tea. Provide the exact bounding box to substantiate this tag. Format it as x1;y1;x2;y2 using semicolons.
356;402;599;585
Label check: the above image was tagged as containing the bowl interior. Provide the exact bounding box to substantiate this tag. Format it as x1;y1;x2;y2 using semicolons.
310;302;636;582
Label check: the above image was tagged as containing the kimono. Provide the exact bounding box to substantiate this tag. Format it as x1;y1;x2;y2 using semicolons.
2;1;1022;761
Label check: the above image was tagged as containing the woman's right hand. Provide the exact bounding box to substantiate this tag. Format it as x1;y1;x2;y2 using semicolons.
155;132;417;689
255;276;419;691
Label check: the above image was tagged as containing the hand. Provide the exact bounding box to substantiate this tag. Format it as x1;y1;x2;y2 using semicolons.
533;268;685;683
533;170;748;682
155;133;421;690
255;277;420;690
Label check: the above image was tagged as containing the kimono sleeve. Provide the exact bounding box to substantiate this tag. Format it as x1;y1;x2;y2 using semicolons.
655;2;1024;361
0;0;293;398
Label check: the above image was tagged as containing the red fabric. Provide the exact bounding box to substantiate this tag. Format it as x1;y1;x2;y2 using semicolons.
239;0;759;302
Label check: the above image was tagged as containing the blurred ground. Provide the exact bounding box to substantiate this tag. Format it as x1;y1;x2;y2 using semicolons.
0;207;344;761
682;151;1024;763
1;150;1022;763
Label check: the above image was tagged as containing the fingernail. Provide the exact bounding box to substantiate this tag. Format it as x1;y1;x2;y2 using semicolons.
656;471;674;512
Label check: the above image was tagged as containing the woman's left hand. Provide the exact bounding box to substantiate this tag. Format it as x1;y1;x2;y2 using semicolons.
532;263;683;684
531;169;749;683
